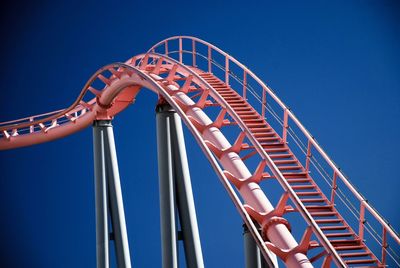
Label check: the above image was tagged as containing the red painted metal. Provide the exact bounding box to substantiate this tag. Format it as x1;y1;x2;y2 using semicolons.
0;36;399;267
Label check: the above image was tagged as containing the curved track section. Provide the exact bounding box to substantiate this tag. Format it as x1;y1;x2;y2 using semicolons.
1;36;399;267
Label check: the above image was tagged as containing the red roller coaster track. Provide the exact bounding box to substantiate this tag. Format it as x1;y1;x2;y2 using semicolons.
0;36;399;267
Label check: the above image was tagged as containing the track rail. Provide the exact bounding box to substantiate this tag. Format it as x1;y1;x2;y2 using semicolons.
0;36;399;267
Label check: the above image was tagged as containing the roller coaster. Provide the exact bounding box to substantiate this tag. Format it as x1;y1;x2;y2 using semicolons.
0;36;399;268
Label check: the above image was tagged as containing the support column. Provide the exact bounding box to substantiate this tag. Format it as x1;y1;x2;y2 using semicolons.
243;224;276;268
103;121;132;268
170;107;204;268
93;122;109;268
93;120;132;268
156;108;178;268
156;103;204;268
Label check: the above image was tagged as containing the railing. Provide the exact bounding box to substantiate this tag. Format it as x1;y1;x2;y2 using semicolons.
148;36;400;266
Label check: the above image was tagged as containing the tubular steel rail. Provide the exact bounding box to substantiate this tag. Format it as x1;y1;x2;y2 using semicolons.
0;36;398;267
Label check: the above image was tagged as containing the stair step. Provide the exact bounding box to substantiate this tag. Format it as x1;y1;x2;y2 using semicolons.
227;99;246;104
220;94;238;98
297;192;322;197
329;239;361;245
283;172;308;178
310;211;337;217
257;137;280;142
224;95;242;99
237;111;257;116
340;252;371;258
254;132;275;137
320;225;347;231
291;185;315;190
274;159;298;165
241;115;260;120
231;104;248;108
300;198;326;203
335;245;365;251
250;127;272;133
233;108;252;112
279;165;303;171
269;154;294;159
325;232;353;238
226;99;245;103
315;219;343;224
216;89;234;92
305;206;334;212
264;147;289;153
243;119;265;123
246;123;268;128
286;178;311;183
344;259;377;265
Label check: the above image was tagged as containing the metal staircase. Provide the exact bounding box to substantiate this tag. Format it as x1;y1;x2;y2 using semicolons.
196;71;382;267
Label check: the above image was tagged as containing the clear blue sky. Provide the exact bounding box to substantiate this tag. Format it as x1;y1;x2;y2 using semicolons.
0;0;399;267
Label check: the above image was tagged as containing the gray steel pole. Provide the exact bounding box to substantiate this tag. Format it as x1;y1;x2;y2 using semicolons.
93;121;110;268
169;107;204;268
156;105;178;268
243;224;263;268
102;120;132;268
243;224;276;268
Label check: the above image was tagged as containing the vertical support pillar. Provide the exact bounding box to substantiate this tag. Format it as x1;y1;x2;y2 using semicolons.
243;224;276;268
93;120;132;268
156;107;178;268
170;107;205;268
93;122;110;268
156;103;204;268
102;121;132;268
